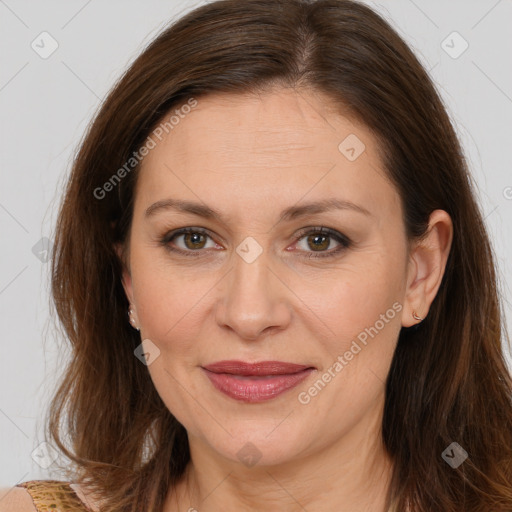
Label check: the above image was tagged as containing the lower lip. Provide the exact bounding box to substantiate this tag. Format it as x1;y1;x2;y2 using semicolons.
202;368;314;403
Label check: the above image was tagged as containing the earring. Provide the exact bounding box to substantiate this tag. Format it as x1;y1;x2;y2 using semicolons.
412;310;423;322
128;307;140;331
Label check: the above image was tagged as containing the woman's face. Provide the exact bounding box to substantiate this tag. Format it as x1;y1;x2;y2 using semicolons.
121;87;414;467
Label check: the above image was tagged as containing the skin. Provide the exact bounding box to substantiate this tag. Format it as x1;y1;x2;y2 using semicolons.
116;87;453;512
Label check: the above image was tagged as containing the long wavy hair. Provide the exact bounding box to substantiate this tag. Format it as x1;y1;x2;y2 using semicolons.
47;0;512;510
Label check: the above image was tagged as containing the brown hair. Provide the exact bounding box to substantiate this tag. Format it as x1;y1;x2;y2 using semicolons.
47;0;512;510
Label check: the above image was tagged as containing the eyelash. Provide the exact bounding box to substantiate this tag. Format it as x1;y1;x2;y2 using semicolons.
159;226;351;259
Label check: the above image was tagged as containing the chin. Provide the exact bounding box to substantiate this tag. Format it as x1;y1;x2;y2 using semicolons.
195;418;317;469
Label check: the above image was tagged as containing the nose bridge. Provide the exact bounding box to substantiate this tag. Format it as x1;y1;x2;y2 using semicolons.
216;239;291;339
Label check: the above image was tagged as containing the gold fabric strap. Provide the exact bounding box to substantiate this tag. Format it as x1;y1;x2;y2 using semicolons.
16;480;91;512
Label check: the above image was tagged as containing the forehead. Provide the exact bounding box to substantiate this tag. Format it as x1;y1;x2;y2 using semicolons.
135;87;397;221
149;88;364;162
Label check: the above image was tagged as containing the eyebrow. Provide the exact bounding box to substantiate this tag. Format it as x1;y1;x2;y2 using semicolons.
144;197;372;222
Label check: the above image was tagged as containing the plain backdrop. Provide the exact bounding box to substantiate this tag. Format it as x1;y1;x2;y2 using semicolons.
1;0;511;486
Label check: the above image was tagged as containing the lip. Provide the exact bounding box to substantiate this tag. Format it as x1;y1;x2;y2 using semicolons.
201;360;315;403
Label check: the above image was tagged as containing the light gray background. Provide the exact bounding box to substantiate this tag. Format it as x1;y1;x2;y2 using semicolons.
1;0;511;486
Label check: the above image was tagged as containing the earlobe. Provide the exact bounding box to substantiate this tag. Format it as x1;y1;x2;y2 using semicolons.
128;305;140;331
402;209;453;328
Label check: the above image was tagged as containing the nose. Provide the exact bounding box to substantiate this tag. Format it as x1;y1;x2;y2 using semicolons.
215;246;292;341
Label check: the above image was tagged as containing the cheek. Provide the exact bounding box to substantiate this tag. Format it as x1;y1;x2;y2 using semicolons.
293;253;404;343
296;268;402;423
131;252;217;356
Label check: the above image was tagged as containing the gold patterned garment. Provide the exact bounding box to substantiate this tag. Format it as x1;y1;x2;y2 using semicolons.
16;480;92;512
15;478;409;511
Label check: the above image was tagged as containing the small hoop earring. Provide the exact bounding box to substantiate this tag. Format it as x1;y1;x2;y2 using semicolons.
412;310;423;322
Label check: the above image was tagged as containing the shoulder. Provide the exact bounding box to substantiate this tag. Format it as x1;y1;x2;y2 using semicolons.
0;486;37;512
0;480;95;512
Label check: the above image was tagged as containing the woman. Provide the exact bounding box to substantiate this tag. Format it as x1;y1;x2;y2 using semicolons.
2;0;511;510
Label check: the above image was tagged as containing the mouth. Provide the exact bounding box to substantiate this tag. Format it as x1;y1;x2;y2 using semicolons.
201;360;316;403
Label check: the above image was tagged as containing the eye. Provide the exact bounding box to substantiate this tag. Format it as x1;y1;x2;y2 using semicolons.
161;227;221;256
292;227;351;258
160;226;351;259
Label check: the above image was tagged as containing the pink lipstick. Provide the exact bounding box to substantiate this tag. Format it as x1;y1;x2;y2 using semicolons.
201;360;315;403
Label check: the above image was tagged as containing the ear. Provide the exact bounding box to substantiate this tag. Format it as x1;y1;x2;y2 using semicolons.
402;209;453;327
114;242;135;305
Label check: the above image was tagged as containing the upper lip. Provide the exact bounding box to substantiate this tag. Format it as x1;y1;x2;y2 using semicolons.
202;360;314;376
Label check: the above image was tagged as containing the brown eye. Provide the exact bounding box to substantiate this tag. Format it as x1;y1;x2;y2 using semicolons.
305;233;330;251
182;231;208;250
162;228;219;255
161;226;350;259
294;227;351;259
